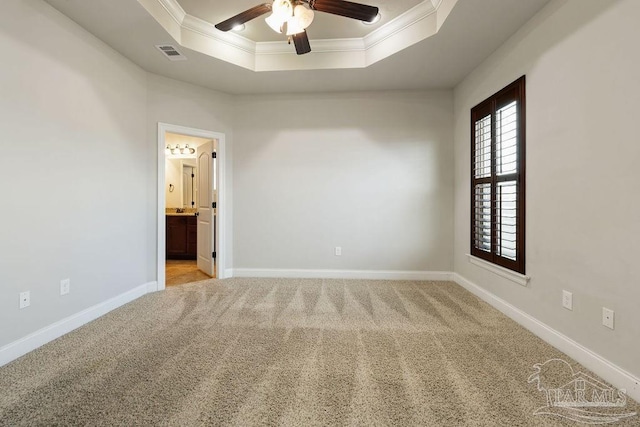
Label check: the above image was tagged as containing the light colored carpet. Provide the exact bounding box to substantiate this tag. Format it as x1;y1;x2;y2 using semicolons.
0;278;637;426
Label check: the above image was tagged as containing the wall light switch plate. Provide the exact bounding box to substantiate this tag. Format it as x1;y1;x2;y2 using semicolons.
19;291;30;309
335;247;342;256
562;290;573;311
602;307;614;330
60;279;70;296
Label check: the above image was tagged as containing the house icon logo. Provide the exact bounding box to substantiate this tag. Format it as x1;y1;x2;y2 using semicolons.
528;359;637;424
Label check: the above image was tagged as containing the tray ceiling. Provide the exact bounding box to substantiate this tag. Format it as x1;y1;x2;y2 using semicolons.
41;0;552;95
138;0;456;71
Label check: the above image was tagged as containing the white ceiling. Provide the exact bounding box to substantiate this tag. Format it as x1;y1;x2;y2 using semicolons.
43;0;550;95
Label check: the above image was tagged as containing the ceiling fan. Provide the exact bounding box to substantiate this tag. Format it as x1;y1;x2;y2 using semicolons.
215;0;380;55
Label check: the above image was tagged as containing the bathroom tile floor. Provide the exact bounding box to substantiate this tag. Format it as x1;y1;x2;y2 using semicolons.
165;260;213;286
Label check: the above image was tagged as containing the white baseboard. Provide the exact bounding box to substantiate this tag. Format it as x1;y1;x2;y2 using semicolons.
452;273;640;402
229;268;453;281
146;281;159;293
0;281;155;368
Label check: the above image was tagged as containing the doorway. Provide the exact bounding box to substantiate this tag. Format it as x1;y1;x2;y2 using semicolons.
164;134;209;286
157;123;227;291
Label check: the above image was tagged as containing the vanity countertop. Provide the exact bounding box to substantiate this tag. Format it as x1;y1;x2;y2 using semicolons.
166;208;197;217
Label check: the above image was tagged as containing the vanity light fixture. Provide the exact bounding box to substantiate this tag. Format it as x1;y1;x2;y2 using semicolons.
165;144;196;156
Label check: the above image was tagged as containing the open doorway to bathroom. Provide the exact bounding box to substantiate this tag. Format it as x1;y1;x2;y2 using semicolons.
164;133;213;286
157;123;227;291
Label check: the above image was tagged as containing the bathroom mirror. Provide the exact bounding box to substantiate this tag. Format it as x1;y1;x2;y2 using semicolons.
164;158;198;209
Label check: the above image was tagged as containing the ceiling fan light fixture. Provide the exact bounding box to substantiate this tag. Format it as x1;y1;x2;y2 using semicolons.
286;4;314;36
293;4;314;29
266;0;294;34
216;0;379;55
232;24;245;32
286;19;304;36
265;13;285;33
272;0;293;20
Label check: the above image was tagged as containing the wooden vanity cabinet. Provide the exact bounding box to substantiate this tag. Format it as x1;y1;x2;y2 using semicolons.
166;215;197;259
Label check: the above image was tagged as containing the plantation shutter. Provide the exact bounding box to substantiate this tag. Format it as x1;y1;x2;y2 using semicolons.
470;76;526;274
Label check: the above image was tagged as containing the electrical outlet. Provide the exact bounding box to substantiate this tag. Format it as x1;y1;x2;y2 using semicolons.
562;290;573;311
335;246;342;256
19;291;30;309
60;279;70;296
602;307;614;330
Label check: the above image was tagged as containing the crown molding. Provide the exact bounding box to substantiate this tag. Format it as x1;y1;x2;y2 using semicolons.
156;0;186;25
137;0;458;71
182;14;256;53
257;37;365;55
364;1;435;49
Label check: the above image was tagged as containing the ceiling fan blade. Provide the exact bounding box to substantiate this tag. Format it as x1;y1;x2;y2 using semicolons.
309;0;378;22
215;3;272;32
292;31;311;55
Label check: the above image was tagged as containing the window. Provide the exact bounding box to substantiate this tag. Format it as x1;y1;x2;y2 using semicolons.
471;76;526;274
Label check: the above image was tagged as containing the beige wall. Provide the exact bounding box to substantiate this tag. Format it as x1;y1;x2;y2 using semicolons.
233;91;454;272
0;0;148;346
453;0;640;378
0;0;236;349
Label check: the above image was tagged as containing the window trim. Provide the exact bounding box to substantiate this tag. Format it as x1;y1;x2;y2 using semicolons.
470;76;526;274
466;254;530;286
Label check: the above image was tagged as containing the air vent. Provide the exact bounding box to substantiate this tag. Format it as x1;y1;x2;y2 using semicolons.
155;45;187;61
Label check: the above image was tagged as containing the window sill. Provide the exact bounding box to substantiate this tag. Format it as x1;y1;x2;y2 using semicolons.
466;254;530;287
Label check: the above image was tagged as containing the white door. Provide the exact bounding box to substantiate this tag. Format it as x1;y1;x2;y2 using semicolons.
196;141;215;277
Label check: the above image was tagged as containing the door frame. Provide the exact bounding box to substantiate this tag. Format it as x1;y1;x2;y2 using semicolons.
157;123;228;291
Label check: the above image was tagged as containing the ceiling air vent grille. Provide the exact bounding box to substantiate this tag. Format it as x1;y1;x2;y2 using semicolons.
155;45;187;61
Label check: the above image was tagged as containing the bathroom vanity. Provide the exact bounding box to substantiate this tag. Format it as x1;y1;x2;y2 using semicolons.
166;213;197;259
